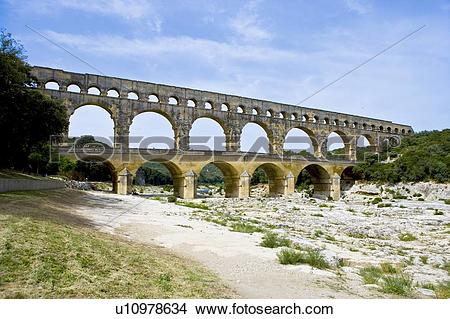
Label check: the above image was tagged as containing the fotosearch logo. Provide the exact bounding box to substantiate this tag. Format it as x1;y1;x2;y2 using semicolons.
49;134;400;163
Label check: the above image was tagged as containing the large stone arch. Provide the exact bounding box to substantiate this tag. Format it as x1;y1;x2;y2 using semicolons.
189;116;227;151
194;161;241;198
296;164;331;199
284;126;319;156
129;110;176;149
249;162;286;196
240;121;274;153
68;103;116;146
340;165;358;192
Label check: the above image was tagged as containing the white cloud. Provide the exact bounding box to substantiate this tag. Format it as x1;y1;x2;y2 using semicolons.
42;31;297;62
344;0;372;15
8;0;162;32
229;0;272;42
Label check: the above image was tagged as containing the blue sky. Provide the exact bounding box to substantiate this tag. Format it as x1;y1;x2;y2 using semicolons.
1;0;449;150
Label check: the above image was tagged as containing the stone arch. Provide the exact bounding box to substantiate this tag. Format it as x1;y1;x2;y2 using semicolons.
67;83;81;93
250;163;286;196
168;96;178;105
187;99;197;107
296;164;331;199
196;161;240;198
340;166;357;192
127;91;139;100
283;127;318;156
87;86;101;95
45;80;59;90
204;101;213;109
73;156;118;192
131;159;184;197
68;104;115;146
326;130;348;160
148;94;159;102
220;103;229;112
236;105;245;113
129;110;175;149
107;88;119;97
189;117;226;151
251;107;259;115
240;121;272;153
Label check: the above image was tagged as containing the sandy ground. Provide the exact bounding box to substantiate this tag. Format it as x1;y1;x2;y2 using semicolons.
72;192;373;298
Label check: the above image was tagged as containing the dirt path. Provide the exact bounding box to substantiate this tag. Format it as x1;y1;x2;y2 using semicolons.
72;191;371;298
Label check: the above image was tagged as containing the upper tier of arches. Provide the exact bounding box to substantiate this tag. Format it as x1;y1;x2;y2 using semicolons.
34;66;413;136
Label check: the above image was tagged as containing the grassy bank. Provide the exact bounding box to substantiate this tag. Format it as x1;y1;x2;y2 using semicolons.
0;190;234;298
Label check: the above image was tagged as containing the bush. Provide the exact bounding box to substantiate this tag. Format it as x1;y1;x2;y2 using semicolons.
260;232;292;248
444;199;450;205
380;274;412;296
230;222;262;234
277;248;330;269
372;197;382;205
380;262;397;274
360;266;383;284
398;233;417;241
167;196;177;203
434;281;450;299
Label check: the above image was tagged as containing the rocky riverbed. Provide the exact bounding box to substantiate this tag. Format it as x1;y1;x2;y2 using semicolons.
71;181;449;298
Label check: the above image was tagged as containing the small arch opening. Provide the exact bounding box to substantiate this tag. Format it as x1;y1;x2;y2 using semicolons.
87;87;101;95
128;92;138;100
148;94;159;103
45;81;59;90
187;99;196;107
168;97;178;105
236;106;244;113
107;89;119;98
67;84;81;93
221;103;229;112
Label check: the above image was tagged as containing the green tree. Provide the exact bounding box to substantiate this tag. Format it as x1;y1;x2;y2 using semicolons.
0;30;68;170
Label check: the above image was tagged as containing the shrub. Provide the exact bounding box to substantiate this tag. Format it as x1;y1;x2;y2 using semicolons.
380;262;398;274
162;185;173;192
277;249;304;265
419;256;428;264
380;274;412;296
277;248;330;269
434;281;450;299
398;233;417;241
230;222;262;234
372;197;382;205
260;232;292;248
377;203;392;208
360;266;383;284
167;196;177;203
444;199;450;205
177;201;208;210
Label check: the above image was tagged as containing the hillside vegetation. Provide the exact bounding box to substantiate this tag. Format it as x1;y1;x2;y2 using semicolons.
0;190;234;298
354;129;450;183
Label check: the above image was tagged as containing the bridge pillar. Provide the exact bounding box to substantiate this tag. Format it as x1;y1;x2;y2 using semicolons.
315;136;327;158
330;173;341;201
225;128;241;152
117;168;132;195
345;137;357;161
285;172;295;195
114;121;130;152
175;122;192;151
174;170;196;199
238;171;250;198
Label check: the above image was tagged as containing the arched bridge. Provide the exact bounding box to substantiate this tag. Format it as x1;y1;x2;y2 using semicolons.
31;66;413;199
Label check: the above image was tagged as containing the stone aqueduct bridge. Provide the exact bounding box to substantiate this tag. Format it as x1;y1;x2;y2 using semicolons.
31;66;413;199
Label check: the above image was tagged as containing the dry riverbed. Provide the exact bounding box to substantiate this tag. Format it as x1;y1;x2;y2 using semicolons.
72;182;450;298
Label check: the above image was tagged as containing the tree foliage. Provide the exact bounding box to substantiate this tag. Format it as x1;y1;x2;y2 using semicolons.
354;130;450;183
0;30;68;170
